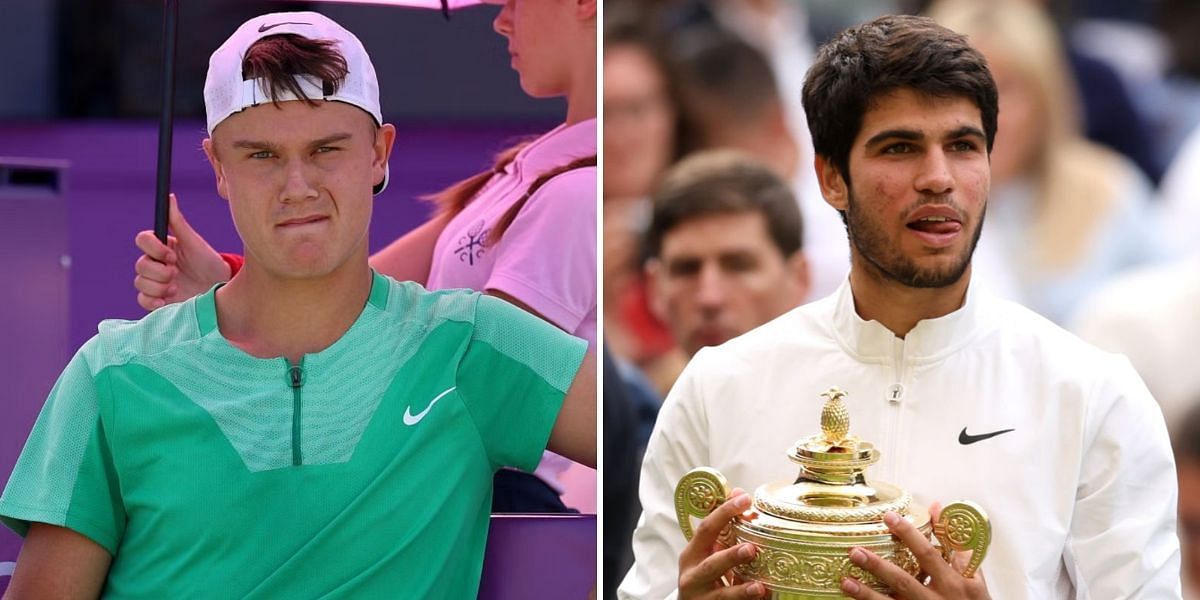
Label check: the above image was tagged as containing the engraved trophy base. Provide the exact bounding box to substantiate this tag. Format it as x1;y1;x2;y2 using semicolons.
717;501;930;598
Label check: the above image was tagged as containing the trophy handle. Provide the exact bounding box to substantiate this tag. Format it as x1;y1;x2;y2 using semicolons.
674;467;731;542
932;501;991;579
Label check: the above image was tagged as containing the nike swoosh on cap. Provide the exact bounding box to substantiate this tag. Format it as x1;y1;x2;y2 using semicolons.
403;386;457;426
258;21;312;33
958;427;1015;445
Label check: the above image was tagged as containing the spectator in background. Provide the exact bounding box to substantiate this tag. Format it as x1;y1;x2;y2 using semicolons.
911;0;1165;184
668;27;796;183
644;150;808;367
600;16;685;596
603;150;808;599
1069;251;1200;429
602;349;644;600
1062;33;1164;185
666;27;849;302
603;15;679;208
930;0;1162;325
617;0;819;192
1156;124;1200;259
602;11;689;398
697;0;817;180
1151;0;1200;167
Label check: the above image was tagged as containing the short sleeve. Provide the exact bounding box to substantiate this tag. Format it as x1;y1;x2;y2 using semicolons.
455;294;588;472
0;340;125;554
484;168;597;336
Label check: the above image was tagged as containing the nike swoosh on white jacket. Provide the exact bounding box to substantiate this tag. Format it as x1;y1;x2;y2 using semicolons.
618;280;1181;599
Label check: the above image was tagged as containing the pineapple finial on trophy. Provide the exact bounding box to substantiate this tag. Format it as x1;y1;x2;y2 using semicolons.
819;387;850;445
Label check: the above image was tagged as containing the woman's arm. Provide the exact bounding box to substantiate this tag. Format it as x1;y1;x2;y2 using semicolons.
368;212;452;286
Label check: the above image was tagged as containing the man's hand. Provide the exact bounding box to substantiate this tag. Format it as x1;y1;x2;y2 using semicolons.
678;491;767;599
133;194;229;310
840;508;990;600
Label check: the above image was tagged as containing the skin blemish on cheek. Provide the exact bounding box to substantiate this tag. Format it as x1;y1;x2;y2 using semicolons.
871;178;895;198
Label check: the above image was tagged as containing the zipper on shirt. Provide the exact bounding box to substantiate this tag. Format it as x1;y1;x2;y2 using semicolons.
882;337;910;483
287;359;305;466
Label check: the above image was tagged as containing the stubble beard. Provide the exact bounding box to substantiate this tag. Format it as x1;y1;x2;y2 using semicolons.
845;190;985;289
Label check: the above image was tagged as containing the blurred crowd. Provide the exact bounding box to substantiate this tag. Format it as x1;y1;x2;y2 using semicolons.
600;0;1200;596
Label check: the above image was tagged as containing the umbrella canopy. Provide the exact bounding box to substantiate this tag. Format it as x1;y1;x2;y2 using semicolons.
310;0;491;8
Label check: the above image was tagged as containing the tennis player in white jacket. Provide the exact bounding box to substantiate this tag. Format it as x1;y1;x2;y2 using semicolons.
618;14;1181;600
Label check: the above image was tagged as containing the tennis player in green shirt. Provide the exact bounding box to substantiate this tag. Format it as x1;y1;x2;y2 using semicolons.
0;11;595;599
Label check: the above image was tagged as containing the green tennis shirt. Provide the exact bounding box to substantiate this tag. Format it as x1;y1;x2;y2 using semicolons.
0;271;587;598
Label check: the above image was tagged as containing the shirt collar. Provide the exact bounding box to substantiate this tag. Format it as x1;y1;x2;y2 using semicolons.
510;118;596;177
195;269;390;338
829;276;982;363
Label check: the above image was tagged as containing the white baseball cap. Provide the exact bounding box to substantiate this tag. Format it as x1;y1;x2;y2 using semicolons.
204;11;389;194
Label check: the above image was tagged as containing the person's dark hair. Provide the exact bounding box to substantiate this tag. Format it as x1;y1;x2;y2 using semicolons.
604;4;658;47
1158;0;1200;78
489;154;596;244
646;150;802;259
1174;401;1200;462
802;14;998;184
667;26;780;155
242;34;349;108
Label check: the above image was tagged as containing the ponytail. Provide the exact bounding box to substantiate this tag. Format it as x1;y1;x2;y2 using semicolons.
490;154;596;244
425;140;596;245
425;139;533;216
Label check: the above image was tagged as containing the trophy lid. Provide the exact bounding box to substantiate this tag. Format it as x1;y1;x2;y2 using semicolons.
754;387;912;525
788;387;878;474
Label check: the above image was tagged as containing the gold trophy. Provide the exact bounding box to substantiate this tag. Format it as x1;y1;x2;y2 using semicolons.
675;387;991;598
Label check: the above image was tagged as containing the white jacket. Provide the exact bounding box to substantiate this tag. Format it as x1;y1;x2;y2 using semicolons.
618;281;1181;599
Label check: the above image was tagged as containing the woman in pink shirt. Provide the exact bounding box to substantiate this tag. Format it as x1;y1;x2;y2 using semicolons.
133;0;596;512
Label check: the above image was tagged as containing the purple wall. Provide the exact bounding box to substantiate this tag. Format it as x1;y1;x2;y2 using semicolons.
0;157;71;583
481;514;597;599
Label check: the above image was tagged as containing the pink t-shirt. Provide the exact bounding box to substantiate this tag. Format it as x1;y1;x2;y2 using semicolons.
427;119;597;348
426;119;597;499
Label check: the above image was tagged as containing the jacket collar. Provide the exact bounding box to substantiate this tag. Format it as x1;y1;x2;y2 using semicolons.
507;118;596;178
828;276;983;364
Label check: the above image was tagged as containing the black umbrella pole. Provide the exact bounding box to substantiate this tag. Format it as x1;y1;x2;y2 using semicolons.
154;0;179;243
